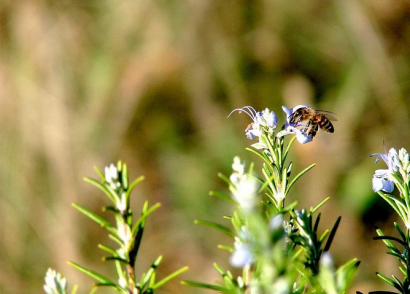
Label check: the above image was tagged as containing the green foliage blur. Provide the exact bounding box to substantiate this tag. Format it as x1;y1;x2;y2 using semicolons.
2;1;410;293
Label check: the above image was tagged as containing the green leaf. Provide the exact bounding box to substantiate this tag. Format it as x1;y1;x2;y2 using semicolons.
246;147;271;166
141;255;163;288
131;202;161;236
282;200;298;213
108;234;123;247
373;236;406;247
218;173;232;186
262;172;278;198
98;244;117;255
152;266;189;290
217;245;234;253
103;206;118;214
394;222;406;241
319;230;329;243
213;263;228;276
285;163;316;195
84;177;118;204
121;162;129;190
103;256;128;263
261;168;278;200
194;220;235;237
281;166;288;192
386;252;406;262
313;213;321;232
93;166;105;181
130;224;144;267
282;136;297;165
337;258;360;273
68;261;117;286
324;216;341;252
182;280;231;293
71;284;78;294
376;272;400;288
126;175;145;198
222;275;236;289
337;259;360;289
72;203;118;236
311;197;330;214
209;191;235;203
391;275;404;291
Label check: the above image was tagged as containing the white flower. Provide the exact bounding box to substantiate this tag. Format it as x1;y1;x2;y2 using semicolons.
118;223;132;248
229;157;259;211
105;163;121;190
117;193;127;214
320;252;334;268
118;276;128;288
44;268;67;294
233;177;259;211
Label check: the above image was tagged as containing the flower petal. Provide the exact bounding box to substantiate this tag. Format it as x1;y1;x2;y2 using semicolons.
230;244;253;268
372;176;394;193
374;169;389;178
295;131;313;144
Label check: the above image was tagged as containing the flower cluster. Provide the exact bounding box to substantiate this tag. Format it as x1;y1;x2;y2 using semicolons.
184;104;358;294
371;145;410;229
105;163;127;214
228;106;278;141
229;104;330;145
370;145;410;293
371;146;410;193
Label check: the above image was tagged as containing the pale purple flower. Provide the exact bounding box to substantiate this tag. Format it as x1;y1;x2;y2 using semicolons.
372;177;394;193
228;106;278;140
370;147;400;193
230;242;253;268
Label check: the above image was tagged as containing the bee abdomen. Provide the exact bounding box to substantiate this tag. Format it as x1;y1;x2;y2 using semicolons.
319;119;334;133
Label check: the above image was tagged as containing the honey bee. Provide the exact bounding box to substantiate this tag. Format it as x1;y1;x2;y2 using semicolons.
289;105;337;137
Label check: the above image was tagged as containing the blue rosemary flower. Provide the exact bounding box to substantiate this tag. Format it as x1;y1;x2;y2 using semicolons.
230;237;253;268
228;106;278;140
370;147;400;193
277;105;313;144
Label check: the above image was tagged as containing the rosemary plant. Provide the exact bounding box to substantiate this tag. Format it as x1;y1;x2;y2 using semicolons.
183;105;360;294
362;146;410;294
44;161;188;294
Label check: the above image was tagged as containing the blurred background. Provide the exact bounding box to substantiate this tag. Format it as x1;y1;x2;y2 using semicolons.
2;0;410;293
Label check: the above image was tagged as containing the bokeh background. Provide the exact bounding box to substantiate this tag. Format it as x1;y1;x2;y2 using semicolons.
2;0;410;293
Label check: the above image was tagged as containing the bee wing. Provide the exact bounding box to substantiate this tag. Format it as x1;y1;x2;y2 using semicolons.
315;110;337;121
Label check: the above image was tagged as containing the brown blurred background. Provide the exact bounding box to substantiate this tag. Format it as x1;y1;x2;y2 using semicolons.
2;0;410;293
